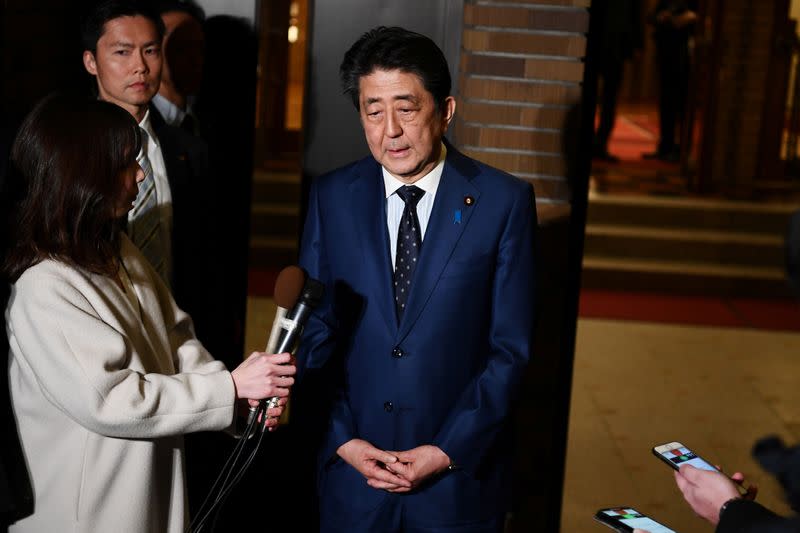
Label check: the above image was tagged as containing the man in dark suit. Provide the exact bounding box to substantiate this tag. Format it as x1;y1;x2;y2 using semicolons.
643;0;697;162
80;0;223;356
296;26;537;533
80;0;232;519
593;0;643;162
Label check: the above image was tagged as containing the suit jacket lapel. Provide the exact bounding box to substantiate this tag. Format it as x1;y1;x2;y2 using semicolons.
398;154;480;340
349;160;398;334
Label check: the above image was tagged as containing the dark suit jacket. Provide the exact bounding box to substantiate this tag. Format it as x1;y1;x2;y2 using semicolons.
718;500;800;532
148;106;236;365
717;437;800;532
296;143;537;528
148;106;252;520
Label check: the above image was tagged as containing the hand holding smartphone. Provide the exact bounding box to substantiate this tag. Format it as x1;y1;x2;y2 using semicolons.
652;441;751;496
594;507;676;533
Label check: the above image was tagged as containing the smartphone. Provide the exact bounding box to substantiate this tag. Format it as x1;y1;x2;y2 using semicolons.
594;507;676;533
652;441;749;496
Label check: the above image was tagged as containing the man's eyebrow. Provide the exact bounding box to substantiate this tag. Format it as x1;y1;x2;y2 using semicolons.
364;94;420;105
106;40;161;48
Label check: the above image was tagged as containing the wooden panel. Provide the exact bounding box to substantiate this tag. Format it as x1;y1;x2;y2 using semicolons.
459;100;570;129
456;122;562;153
460;76;581;104
462;29;586;57
464;4;589;33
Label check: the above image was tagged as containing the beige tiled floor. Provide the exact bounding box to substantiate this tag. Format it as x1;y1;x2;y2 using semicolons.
244;297;800;532
564;318;800;533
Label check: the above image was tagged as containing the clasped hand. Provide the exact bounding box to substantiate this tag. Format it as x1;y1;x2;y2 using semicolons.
337;439;451;493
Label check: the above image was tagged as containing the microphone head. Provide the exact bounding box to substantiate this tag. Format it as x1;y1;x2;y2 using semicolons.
273;266;306;309
298;277;325;308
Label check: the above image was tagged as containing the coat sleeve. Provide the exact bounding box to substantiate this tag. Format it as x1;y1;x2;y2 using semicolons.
432;183;537;472
7;273;236;439
717;499;800;532
297;179;356;461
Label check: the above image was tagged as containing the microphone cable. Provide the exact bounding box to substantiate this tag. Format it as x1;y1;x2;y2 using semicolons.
187;266;319;532
188;400;270;532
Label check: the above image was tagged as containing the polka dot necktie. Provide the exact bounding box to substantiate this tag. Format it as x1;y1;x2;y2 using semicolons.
394;185;425;321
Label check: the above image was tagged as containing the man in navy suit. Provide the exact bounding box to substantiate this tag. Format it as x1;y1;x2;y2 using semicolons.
296;26;537;532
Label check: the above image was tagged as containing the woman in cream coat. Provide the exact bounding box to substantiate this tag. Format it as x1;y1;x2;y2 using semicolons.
3;95;295;532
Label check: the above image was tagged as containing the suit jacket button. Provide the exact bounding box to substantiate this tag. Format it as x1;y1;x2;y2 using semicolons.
391;347;404;358
384;401;393;412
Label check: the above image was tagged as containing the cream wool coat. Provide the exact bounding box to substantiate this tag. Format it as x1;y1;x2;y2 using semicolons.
6;235;236;533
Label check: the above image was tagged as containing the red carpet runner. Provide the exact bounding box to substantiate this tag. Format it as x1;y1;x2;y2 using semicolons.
248;270;800;332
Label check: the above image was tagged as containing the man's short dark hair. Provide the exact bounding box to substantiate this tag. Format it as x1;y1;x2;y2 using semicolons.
80;0;166;53
153;0;206;23
339;26;452;113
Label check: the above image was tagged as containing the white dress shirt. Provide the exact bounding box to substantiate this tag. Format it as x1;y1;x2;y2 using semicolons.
383;143;446;269
152;93;198;131
152;93;186;127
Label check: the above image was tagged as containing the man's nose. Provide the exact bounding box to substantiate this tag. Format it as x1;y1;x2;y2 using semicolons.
385;111;402;138
132;50;148;73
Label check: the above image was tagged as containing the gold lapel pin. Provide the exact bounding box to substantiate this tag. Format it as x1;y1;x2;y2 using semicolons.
464;196;474;206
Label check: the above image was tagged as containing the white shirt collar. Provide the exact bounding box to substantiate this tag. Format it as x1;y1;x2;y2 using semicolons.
383;142;447;199
151;93;186;127
137;109;159;148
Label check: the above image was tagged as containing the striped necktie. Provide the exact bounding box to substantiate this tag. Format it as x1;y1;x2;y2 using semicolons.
129;128;169;286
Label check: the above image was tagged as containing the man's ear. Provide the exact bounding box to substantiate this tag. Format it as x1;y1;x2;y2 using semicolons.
83;50;98;75
441;96;456;132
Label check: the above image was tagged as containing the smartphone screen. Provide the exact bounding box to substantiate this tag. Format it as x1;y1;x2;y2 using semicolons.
594;507;677;533
652;441;749;496
653;442;717;472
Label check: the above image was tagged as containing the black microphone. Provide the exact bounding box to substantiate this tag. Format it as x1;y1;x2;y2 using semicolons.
273;277;325;355
264;277;324;409
249;276;325;424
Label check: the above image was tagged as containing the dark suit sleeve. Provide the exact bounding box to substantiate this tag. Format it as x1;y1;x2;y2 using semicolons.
297;180;356;460
717;499;800;532
432;182;537;472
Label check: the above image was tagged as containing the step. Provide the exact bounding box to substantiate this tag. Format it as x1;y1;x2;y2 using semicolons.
249;237;298;269
587;192;799;235
584;224;785;268
250;203;301;239
581;256;791;298
251;170;302;204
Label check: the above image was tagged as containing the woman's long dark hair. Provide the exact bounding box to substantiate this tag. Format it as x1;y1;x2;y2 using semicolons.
2;94;141;281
